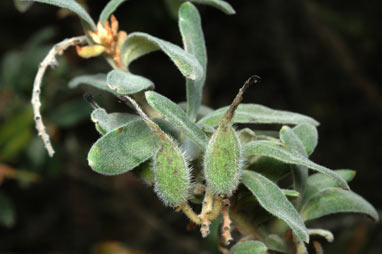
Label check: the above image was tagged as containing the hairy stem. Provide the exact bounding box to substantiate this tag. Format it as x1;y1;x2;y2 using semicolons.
32;36;87;157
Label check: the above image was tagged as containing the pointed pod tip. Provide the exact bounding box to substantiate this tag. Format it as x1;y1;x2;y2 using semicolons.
247;75;261;84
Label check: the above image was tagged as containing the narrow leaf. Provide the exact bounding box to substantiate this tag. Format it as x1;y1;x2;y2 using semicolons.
24;0;96;29
88;119;159;175
247;156;291;182
107;70;154;95
91;108;140;135
190;0;236;15
293;123;318;156
121;32;203;80
241;170;309;243
244;140;349;190
178;102;214;118
179;2;207;120
301;169;356;206
198;104;319;127
280;126;308;193
230;240;268;254
99;0;127;24
301;188;379;222
68;73;118;95
145;91;209;149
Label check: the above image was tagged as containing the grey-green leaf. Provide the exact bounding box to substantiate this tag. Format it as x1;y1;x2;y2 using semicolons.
247;156;291;182
145;91;209;149
280;126;308;193
244;140;349;190
68;73;118;95
301;169;356;206
91;108;140;135
121;32;203;80
301;188;379;222
88;119;159;175
99;0;127;24
293;123;318;156
190;0;236;15
107;70;154;95
241;170;309;243
179;2;207;121
24;0;96;29
198;104;319;127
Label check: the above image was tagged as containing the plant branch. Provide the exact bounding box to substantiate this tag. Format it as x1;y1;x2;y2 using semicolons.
221;198;233;245
199;189;214;237
32;36;87;157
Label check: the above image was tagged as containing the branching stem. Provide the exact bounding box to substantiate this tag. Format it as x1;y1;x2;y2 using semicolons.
32;36;87;157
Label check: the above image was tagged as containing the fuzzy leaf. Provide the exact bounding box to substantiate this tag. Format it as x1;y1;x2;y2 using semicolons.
68;73;118;95
88;120;159;175
145;91;209;149
301;188;379;222
24;0;96;29
91;108;140;135
247;157;291;182
0;192;16;228
244;141;349;190
121;32;203;80
199;104;319;127
99;0;127;24
179;2;207;121
293;123;318;156
301;169;356;206
190;0;236;15
107;70;154;95
241;170;309;243
280;126;308;193
178;102;214;119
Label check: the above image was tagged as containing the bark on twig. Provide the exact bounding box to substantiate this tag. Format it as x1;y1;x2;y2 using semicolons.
31;36;87;157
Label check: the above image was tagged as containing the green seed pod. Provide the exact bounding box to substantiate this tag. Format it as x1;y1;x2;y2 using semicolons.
153;139;192;207
204;122;242;195
203;75;260;196
121;95;192;207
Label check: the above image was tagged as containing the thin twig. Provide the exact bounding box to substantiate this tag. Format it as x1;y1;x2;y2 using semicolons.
32;36;87;157
199;189;214;237
221;198;233;245
179;203;202;225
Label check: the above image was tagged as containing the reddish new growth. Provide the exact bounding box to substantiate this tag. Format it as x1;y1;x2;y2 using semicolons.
76;15;127;68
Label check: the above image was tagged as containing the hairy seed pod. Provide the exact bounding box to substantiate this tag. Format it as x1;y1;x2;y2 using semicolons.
153;140;192;207
121;95;191;207
203;75;260;196
204;122;242;195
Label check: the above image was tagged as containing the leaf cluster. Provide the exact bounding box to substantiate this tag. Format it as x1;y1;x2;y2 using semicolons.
25;0;379;253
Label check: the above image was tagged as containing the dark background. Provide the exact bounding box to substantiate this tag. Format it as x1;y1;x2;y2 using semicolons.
0;0;381;253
